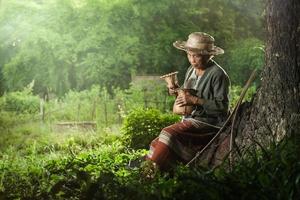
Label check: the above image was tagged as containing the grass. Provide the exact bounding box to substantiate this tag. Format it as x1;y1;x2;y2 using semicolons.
0;121;121;154
0;108;299;199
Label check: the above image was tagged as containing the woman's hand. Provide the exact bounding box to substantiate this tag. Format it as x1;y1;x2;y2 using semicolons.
168;87;178;96
175;92;204;106
167;83;180;96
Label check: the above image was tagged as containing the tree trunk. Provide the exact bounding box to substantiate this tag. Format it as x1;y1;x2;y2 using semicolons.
196;0;300;167
240;0;300;144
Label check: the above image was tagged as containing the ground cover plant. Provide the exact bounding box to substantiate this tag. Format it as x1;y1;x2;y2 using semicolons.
0;85;299;199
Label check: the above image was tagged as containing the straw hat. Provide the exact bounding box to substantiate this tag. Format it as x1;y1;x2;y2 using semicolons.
173;32;224;55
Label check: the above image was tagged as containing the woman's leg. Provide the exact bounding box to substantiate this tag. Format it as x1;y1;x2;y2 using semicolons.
146;120;217;170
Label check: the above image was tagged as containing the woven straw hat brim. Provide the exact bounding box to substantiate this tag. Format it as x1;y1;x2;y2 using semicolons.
173;41;224;55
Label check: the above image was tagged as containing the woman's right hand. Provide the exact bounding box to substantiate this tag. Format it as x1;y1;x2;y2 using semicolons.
168;87;178;96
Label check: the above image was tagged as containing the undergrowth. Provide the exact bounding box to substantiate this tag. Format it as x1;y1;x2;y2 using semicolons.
0;120;299;199
0;87;298;200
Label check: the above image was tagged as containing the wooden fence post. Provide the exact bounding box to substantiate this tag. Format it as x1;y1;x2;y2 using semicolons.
104;101;108;127
117;101;123;124
40;98;45;122
77;103;81;122
91;98;97;121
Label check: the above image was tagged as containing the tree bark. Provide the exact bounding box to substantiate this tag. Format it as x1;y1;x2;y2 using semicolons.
240;0;300;144
196;0;300;168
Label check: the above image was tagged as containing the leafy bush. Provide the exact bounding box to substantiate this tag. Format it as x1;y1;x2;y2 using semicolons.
0;141;147;200
0;89;38;132
1;89;39;114
121;108;180;149
0;111;21;131
229;85;256;109
45;85;101;121
44;82;174;129
1;136;299;200
113;79;175;114
226;38;264;85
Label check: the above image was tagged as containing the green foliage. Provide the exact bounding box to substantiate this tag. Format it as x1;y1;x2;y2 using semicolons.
0;81;39;114
0;80;177;139
46;85;101;121
0;83;40;139
0;140;147;200
0;85;298;199
0;111;23;131
229;85;257;109
121;108;180;149
212;137;300;199
0;0;264;95
114;79;175;114
226;38;265;85
43;82;175;129
0;133;299;199
1;1;298;199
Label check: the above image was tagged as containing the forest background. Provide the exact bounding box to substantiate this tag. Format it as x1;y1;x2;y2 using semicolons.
1;0;294;200
0;0;264;95
0;0;264;130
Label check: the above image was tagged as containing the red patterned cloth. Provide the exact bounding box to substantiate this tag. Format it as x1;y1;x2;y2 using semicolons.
146;119;218;170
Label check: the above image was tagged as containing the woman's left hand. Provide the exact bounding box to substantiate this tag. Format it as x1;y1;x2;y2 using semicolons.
175;93;199;106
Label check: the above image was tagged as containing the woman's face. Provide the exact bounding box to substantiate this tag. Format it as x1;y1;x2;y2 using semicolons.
187;51;211;69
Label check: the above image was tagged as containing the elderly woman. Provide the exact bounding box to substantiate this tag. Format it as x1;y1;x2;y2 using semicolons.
146;32;230;171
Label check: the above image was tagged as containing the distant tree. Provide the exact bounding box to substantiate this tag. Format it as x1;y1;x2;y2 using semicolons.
0;0;265;95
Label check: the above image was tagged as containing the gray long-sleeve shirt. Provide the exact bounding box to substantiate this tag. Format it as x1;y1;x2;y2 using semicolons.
183;60;230;126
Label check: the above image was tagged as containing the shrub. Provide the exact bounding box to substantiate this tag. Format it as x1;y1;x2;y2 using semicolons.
1;84;40;114
113;79;175;114
121;108;180;149
229;85;256;109
226;38;264;86
0;141;147;200
0;111;18;130
45;85;101;122
0;111;34;133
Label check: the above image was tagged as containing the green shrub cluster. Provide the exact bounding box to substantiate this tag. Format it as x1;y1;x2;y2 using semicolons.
0;83;40;131
114;79;175;113
1;90;39;114
121;108;180;149
45;85;102;122
229;85;256;109
0;111;20;131
0;80;252;133
35;81;175;129
3;81;298;200
226;38;264;85
0;136;299;199
0;141;147;200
